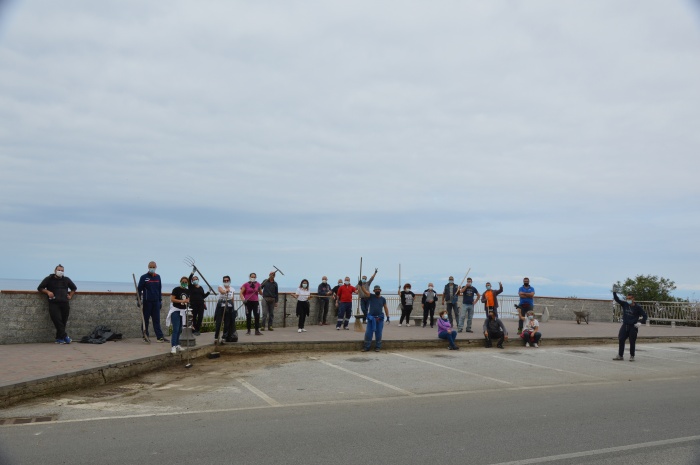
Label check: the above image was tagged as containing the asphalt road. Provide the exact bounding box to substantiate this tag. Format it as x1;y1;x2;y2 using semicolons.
1;343;699;465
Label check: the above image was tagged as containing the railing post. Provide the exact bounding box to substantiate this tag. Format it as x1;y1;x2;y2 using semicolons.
282;293;287;328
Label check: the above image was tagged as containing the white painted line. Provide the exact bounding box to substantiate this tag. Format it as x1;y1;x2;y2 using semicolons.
633;352;700;366
237;378;281;406
556;351;661;372
490;355;607;380
486;434;700;465
392;353;511;385
153;384;183;390
319;360;416;396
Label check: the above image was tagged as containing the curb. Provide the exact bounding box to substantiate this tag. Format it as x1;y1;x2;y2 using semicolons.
2;335;700;408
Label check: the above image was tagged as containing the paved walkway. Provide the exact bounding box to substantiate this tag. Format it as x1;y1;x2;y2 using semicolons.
2;319;699;407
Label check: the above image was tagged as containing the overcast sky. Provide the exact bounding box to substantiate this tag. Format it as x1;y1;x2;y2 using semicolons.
1;1;699;298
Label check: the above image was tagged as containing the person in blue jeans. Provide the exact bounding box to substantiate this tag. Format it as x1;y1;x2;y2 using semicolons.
168;277;190;354
437;310;459;350
517;277;535;335
458;278;480;333
362;285;390;352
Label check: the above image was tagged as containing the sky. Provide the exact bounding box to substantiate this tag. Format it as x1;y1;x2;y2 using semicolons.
1;1;699;299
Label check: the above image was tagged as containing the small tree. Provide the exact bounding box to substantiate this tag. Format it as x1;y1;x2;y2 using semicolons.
615;275;679;302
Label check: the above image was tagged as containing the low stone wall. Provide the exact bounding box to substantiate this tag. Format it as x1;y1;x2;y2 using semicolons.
0;291;158;344
0;291;618;344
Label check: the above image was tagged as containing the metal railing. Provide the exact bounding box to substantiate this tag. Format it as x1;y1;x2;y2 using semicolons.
199;293;524;331
613;301;700;326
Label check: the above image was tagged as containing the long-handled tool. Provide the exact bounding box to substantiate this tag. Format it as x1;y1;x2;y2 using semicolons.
273;266;285;276
396;263;403;313
184;304;193;369
132;273;150;343
456;267;472;297
183;256;217;296
354;257;364;332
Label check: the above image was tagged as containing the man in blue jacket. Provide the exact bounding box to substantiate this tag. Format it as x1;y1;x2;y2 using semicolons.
613;292;647;361
138;261;168;342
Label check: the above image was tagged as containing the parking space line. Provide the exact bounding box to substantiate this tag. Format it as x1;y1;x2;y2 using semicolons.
490;355;607;380
486;434;700;465
391;353;511;385
634;351;700;365
319;360;416;396
644;346;699;355
556;351;662;372
237;378;281;406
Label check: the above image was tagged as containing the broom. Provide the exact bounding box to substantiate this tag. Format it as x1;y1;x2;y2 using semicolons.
354;257;364;332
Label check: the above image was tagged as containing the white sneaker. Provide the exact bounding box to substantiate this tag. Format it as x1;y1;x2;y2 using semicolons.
170;346;177;354
398;323;402;327
176;345;183;352
526;342;530;347
298;329;302;333
301;328;307;332
406;323;411;327
533;343;539;348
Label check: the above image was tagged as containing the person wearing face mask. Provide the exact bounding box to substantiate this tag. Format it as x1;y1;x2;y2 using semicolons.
137;261;167;343
316;276;333;325
483;310;508;349
332;279;343;322
293;279;312;333
357;268;378;323
517;278;535;335
437;310;459;350
421;283;438;328
613;291;647;361
167;277;190;354
362;285;390;352
215;276;237;343
521;310;541;347
335;276;357;330
188;271;210;336
240;273;263;335
260;271;279;331
399;283;415;326
442;277;460;328
457;278;480;333
480;281;504;319
38;264;77;344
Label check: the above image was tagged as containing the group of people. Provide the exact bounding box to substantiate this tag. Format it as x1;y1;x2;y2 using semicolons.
36;264;647;361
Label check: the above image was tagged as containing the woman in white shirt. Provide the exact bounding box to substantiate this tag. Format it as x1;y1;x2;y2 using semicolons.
522;310;541;347
294;279;312;333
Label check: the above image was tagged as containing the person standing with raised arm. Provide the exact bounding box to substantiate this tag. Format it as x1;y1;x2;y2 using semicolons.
481;281;504;318
357;268;377;323
457;278;480;333
613;291;647;361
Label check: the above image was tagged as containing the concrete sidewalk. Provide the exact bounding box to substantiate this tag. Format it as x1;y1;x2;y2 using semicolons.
2;319;700;408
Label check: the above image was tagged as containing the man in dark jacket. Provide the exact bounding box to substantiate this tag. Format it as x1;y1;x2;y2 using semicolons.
37;264;77;344
317;276;333;325
483;310;508;349
260;271;279;331
421;283;438;328
137;261;167;343
442;276;460;328
188;272;211;336
613;292;648;361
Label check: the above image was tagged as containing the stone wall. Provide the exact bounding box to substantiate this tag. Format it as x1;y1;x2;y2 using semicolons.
0;291;618;344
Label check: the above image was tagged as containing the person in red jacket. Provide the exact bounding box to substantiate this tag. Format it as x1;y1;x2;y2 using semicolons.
335;276;357;330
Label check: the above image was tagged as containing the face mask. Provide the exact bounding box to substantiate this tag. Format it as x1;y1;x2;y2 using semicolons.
55;270;64;278
180;282;188;288
441;314;448;320
524;283;529;287
193;280;199;286
302;283;308;288
528;315;533;320
429;286;434;290
486;285;491;290
449;280;454;284
345;281;350;285
338;282;342;286
250;278;256;283
362;278;367;283
467;283;472;287
489;314;495;319
148;268;156;274
223;282;230;288
322;280;327;284
374;291;381;296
